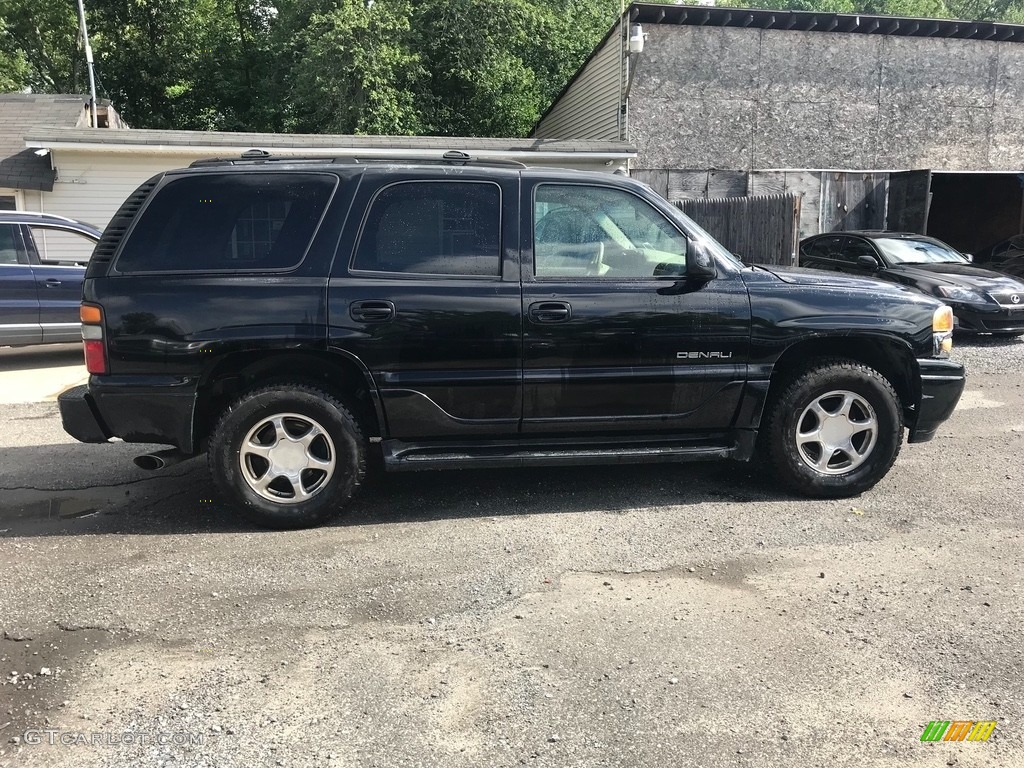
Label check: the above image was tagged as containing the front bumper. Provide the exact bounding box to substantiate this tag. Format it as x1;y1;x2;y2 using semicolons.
908;358;966;443
952;304;1024;334
58;375;199;452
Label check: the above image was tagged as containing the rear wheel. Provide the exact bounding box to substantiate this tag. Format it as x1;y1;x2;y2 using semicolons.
762;360;903;498
208;383;366;529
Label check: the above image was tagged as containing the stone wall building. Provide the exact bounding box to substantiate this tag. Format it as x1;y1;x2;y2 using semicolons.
533;3;1024;255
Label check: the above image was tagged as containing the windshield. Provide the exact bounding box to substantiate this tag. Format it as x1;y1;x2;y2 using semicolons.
874;237;968;265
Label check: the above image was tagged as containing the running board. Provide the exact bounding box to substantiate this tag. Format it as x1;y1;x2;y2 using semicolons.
382;433;754;472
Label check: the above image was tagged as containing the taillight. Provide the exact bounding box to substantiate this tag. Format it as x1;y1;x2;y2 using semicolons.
80;303;108;375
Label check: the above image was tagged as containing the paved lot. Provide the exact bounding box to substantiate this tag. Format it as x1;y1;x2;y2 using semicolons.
0;338;1022;768
0;345;86;405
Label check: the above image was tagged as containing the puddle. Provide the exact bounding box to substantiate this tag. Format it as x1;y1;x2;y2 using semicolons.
0;489;116;534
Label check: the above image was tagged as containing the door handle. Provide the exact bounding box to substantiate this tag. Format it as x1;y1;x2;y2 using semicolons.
529;301;572;323
43;278;62;287
350;300;396;323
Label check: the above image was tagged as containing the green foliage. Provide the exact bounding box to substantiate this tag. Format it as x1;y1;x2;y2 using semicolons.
284;0;424;134
0;0;1021;136
0;18;29;92
0;0;84;92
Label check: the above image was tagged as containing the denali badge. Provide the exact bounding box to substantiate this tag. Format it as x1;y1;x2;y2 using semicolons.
677;351;733;359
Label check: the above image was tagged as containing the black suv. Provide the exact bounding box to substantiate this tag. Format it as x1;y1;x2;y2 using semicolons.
59;153;965;528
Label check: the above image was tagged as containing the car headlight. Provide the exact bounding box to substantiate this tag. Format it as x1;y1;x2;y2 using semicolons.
932;306;953;357
937;285;986;303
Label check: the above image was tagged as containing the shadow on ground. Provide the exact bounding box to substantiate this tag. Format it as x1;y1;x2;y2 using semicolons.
0;442;785;538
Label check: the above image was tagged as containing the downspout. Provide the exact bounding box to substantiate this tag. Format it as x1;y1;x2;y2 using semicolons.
622;18;647;149
76;0;98;128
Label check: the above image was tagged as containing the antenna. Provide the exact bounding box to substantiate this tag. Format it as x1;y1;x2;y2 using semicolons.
76;0;98;128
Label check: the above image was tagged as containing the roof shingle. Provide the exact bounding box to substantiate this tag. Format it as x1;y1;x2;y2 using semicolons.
0;93;87;191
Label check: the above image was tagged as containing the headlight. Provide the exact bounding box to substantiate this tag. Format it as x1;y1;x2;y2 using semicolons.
932;306;953;357
937;285;986;303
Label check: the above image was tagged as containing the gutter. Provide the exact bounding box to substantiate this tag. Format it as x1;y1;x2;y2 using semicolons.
24;140;636;164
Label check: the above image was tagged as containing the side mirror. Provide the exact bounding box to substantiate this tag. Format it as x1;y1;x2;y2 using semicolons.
964;253;974;263
856;254;880;271
687;242;717;281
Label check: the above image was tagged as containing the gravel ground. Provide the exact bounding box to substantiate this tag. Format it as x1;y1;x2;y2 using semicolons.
0;341;1022;768
950;334;1024;375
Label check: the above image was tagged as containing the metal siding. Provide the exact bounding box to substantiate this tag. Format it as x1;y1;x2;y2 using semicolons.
534;28;623;141
44;152;179;226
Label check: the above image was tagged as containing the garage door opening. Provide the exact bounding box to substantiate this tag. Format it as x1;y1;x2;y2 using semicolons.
926;173;1024;257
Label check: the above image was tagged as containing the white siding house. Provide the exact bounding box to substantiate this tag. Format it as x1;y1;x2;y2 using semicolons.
25;129;637;254
532;21;628;141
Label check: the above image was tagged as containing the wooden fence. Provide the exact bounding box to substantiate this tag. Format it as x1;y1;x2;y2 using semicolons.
675;194;801;266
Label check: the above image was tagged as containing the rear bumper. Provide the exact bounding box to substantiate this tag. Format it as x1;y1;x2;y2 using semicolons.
908;358;966;443
58;375;198;452
58;385;111;443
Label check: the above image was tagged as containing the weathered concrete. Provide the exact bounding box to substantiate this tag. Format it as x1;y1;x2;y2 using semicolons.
630;24;1024;171
0;345;85;405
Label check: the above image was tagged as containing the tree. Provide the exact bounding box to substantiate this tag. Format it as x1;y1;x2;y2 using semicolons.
281;0;424;134
0;0;84;93
86;0;278;130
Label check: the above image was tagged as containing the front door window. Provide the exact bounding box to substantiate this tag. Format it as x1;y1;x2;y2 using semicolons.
533;185;688;278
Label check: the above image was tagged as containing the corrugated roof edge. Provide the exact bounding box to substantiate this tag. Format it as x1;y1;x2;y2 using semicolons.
631;1;1024;43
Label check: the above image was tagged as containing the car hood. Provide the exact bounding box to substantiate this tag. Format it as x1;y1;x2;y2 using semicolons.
753;263;917;294
888;262;1024;292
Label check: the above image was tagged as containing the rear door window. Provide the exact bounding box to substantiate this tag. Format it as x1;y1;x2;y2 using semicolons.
352;181;501;277
802;236;842;260
115;173;337;273
0;224;24;265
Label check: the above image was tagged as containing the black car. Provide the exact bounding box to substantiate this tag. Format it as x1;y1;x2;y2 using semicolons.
975;234;1024;280
0;212;102;346
58;153;965;528
800;231;1024;337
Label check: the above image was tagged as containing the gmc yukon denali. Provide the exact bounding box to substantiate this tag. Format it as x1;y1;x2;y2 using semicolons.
58;153;965;528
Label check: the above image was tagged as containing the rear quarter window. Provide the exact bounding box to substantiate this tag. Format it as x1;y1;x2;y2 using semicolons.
114;173;337;273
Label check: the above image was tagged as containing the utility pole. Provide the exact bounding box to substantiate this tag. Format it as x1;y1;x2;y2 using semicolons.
76;0;98;128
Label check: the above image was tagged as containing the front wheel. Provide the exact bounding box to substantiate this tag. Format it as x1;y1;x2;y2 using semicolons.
761;360;903;498
208;383;366;529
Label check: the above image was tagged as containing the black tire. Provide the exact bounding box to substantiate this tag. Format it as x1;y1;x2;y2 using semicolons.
761;359;903;498
208;383;366;529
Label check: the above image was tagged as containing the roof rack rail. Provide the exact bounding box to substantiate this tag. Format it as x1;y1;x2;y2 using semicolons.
189;149;528;169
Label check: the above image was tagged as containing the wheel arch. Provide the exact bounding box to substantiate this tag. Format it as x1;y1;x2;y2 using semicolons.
194;349;383;450
767;335;920;421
